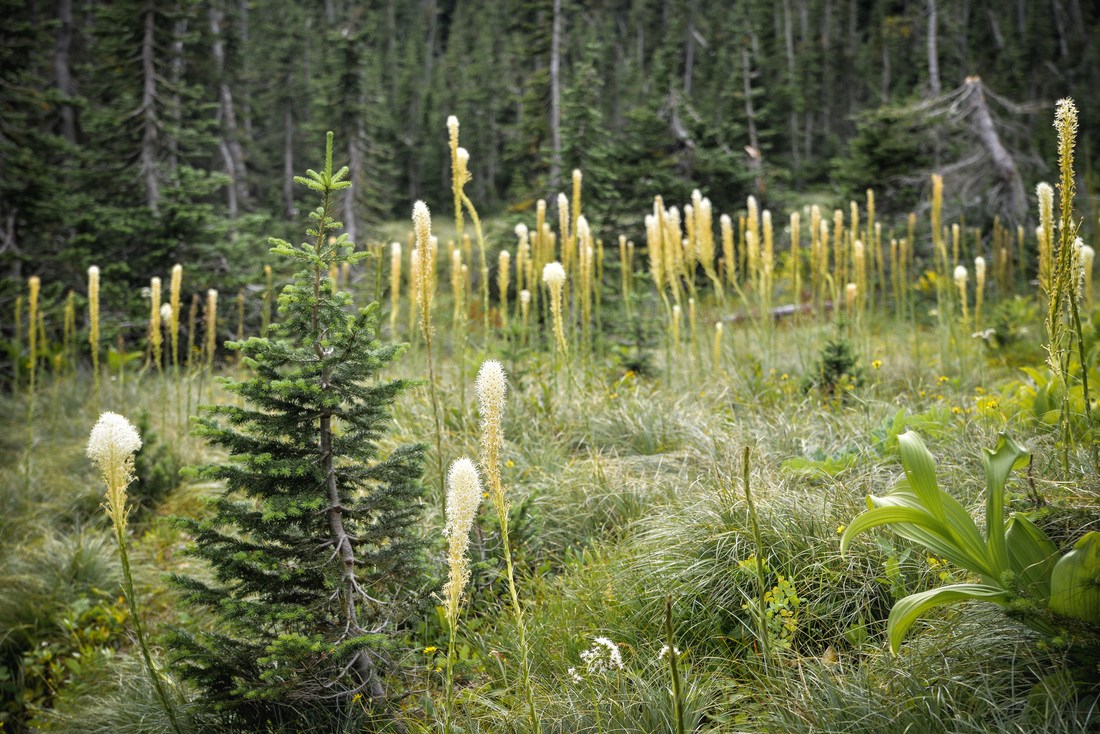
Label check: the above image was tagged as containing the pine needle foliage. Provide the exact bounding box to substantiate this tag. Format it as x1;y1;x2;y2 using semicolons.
168;133;427;731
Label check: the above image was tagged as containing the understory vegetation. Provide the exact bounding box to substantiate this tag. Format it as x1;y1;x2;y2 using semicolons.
2;96;1099;733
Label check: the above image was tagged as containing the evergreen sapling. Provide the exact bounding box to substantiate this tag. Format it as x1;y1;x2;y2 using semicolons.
169;133;427;730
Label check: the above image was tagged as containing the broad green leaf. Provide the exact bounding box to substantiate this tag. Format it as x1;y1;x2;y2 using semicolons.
841;506;949;555
981;433;1029;576
887;584;1009;654
1005;515;1057;600
1049;531;1100;624
873;487;993;579
897;431;945;523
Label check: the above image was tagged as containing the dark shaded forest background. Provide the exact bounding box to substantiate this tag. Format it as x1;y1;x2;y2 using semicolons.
2;0;1099;310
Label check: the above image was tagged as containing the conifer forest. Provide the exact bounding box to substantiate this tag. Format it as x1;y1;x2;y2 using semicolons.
4;1;1100;732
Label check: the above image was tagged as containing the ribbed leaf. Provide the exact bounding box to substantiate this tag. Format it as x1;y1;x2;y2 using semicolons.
841;506;950;555
872;488;993;579
1005;515;1057;600
982;433;1030;576
887;584;1010;654
897;431;945;523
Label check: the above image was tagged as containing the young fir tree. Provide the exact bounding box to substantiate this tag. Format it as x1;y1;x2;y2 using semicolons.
170;133;426;731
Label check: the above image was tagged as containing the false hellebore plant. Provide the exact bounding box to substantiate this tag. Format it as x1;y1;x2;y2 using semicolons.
841;430;1099;654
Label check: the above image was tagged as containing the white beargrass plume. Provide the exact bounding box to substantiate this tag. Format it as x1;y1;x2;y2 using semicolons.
88;412;143;530
543;261;568;358
515;223;529;295
389;242;402;338
475;359;540;732
498;250;510;328
88;266;101;391
954;265;969;327
149;277;163;372
1037;182;1055;302
87;414;183;734
720;213;735;285
414;201;446;513
1081;242;1095;307
440;458;482;730
974;256;986;329
169;264;182;370
448;115;464;239
27;276;40;398
845;282;858;310
519;289;531;345
442;458;482;622
558;192;571;274
205;289;218;372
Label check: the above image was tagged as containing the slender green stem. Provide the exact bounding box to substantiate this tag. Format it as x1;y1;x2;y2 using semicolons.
497;514;540;733
741;445;771;673
664;595;686;734
443;614;457;734
113;525;183;734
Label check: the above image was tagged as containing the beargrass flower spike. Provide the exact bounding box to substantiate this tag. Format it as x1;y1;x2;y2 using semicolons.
86;413;182;734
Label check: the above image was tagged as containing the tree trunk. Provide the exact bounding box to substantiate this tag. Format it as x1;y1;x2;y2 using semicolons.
239;0;252;140
927;0;941;96
783;0;799;170
210;3;248;218
742;41;763;195
283;106;295;218
548;0;563;195
407;0;436;200
54;0;77;144
881;28;890;101
683;0;696;96
345;130;362;244
167;15;187;176
140;0;160;215
742;44;759;154
966;79;1026;221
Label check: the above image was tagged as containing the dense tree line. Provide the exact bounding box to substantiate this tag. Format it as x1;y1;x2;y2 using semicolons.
2;0;1098;306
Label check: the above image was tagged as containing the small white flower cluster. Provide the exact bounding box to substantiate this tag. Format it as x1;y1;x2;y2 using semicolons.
86;412;143;471
579;636;623;675
657;645;681;661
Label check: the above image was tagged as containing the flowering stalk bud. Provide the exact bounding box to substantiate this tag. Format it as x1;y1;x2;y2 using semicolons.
88;266;101;390
149;277;163;372
169;264;182;368
954;265;969;327
543;261;568;358
205;289;218;373
27;276;40;396
498;250;510;329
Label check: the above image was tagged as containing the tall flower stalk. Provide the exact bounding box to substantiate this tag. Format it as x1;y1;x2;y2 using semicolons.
441;458;483;734
87;413;183;734
88;266;101;394
415;201;446;512
476;360;540;733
